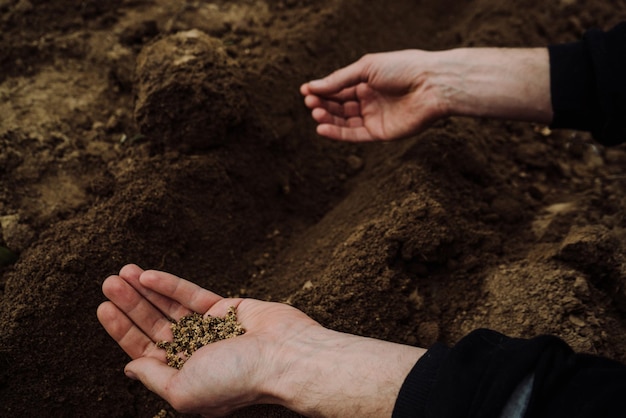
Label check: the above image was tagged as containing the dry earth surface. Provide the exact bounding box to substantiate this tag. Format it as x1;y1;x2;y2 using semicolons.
1;0;626;417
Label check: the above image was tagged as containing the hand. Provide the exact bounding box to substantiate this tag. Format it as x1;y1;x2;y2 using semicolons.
97;264;317;416
301;48;553;143
300;50;449;142
98;265;425;417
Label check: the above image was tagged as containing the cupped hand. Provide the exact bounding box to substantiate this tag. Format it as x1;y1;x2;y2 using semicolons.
97;264;322;417
98;265;425;417
300;50;450;142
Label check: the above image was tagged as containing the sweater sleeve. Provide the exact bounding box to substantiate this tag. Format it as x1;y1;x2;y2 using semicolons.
548;22;626;146
393;328;626;418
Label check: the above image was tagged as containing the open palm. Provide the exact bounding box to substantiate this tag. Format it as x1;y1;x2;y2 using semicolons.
97;264;321;417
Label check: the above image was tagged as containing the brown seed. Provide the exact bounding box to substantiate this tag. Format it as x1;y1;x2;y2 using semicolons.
156;307;245;369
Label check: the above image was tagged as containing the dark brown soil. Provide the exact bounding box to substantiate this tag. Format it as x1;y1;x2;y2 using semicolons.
1;1;626;417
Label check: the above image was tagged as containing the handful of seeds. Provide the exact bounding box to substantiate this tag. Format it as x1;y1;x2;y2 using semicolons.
157;306;245;369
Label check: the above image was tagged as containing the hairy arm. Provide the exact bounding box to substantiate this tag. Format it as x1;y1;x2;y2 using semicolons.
441;47;552;124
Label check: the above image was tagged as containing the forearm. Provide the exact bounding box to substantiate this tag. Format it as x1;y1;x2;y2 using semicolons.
270;326;426;417
434;47;553;124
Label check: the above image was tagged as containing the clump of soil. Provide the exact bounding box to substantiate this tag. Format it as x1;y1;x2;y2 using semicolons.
134;29;248;151
157;307;245;369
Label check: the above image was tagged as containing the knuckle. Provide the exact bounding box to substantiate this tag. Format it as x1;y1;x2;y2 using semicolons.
360;53;376;63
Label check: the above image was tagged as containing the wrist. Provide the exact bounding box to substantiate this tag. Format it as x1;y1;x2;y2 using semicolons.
269;326;426;417
435;47;553;124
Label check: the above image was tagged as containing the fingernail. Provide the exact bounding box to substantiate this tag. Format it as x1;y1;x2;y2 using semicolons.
308;79;324;87
124;368;138;380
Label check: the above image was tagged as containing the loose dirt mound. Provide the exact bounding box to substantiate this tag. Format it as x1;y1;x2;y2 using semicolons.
1;1;626;417
134;29;248;150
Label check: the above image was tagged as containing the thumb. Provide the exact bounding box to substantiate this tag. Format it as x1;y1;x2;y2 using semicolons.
306;59;368;95
125;357;178;399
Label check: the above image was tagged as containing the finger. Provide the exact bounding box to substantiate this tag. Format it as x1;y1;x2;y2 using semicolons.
119;263;144;280
303;84;359;103
97;301;165;360
139;270;223;316
304;94;337;113
300;82;311;96
306;96;362;120
124;357;180;403
304;95;345;117
317;124;375;142
118;264;192;322
311;108;349;127
305;60;368;96
313;110;366;133
102;275;174;342
343;101;362;118
327;86;359;102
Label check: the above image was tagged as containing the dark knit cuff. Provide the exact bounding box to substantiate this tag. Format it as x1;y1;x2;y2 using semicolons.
549;23;626;146
392;343;449;418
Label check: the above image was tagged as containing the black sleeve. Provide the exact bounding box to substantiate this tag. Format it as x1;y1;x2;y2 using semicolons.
393;328;626;418
549;22;626;146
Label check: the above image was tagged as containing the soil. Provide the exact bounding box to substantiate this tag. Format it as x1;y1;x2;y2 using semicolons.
1;0;626;417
